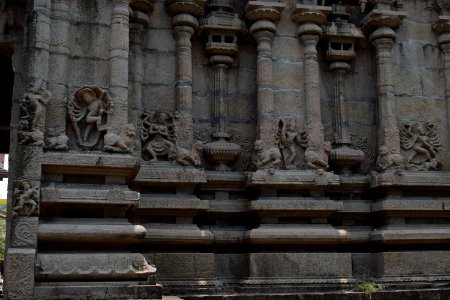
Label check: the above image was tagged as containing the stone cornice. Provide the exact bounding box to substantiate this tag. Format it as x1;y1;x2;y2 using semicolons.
245;1;285;23
166;0;207;17
291;4;332;26
361;9;407;33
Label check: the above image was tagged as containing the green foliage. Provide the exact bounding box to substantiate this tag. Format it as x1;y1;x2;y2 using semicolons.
355;281;383;294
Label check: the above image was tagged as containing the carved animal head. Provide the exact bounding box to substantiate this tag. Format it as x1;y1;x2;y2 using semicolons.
193;141;203;152
254;140;264;153
323;141;331;153
124;124;136;138
379;145;389;156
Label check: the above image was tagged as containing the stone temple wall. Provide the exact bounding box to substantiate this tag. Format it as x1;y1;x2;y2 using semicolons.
3;0;450;299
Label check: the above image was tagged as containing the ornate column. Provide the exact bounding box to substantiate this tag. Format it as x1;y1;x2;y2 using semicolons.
167;0;206;149
362;4;406;160
200;0;245;170
109;0;130;133
323;4;364;174
433;16;450;139
292;4;331;166
245;1;285;146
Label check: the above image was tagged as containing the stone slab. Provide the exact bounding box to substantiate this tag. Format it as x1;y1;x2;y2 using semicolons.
250;198;343;217
371;171;450;189
139;194;209;211
4;248;36;299
371;225;450;244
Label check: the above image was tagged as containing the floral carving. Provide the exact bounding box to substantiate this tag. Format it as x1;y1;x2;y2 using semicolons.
68;86;113;149
12;180;39;217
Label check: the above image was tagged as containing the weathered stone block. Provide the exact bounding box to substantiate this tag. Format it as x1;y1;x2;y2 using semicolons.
4;248;35;300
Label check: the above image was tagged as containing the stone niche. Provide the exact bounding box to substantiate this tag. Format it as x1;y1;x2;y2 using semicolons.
4;0;450;299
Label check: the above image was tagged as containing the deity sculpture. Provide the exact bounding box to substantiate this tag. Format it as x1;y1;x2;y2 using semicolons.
18;80;50;146
400;121;442;170
141;110;175;161
278;119;302;169
252;140;282;170
68;86;112;149
12;180;39;217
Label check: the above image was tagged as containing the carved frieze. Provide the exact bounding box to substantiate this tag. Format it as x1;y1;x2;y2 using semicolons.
68;86;113;150
12;180;39;218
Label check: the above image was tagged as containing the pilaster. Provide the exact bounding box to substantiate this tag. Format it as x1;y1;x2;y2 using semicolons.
246;1;285;147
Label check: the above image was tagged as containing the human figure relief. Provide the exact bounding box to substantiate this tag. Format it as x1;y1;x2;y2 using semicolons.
400;121;442;170
12;180;39;217
141;111;175;161
252;140;282;170
277;119;301;169
68;86;112;149
18;80;50;146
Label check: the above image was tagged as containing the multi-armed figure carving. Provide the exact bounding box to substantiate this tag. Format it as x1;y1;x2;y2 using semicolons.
12;180;39;217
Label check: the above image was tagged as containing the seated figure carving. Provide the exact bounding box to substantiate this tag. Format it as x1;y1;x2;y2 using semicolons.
141;111;175;161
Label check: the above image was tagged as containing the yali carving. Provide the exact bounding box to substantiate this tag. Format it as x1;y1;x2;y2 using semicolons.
68;86;113;149
12;180;39;217
400;121;442;171
377;145;405;172
252;140;282;170
104;123;136;153
169;141;203;167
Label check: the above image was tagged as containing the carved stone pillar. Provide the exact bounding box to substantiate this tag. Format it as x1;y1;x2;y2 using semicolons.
362;7;406;157
433;16;450;138
46;0;71;150
109;0;130;132
167;0;206;149
292;5;331;159
246;1;285;146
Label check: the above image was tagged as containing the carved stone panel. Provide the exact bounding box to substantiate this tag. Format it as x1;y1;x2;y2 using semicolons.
12;180;39;218
4;248;35;300
10;217;38;248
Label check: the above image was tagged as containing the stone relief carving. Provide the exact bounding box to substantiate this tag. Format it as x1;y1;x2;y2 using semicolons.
141;110;176;161
11;217;38;248
376;145;405;172
18;80;50;146
5;250;34;299
68;86;113;149
252;140;282;170
104;123;136;153
399;121;442;171
305;141;331;170
277;119;304;169
12;180;39;217
45;127;68;150
169;141;203;167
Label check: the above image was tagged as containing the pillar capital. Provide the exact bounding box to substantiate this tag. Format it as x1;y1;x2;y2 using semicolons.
166;0;206;17
291;4;331;27
361;9;406;35
245;1;285;24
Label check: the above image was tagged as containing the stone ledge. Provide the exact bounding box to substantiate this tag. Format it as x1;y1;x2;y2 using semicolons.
371;225;450;244
370;171;450;189
139;194;209;211
143;223;214;245
135;163;206;184
372;198;450;213
245;224;350;244
250;198;343;217
248;170;339;188
41;185;139;206
38;219;146;243
41;152;139;177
